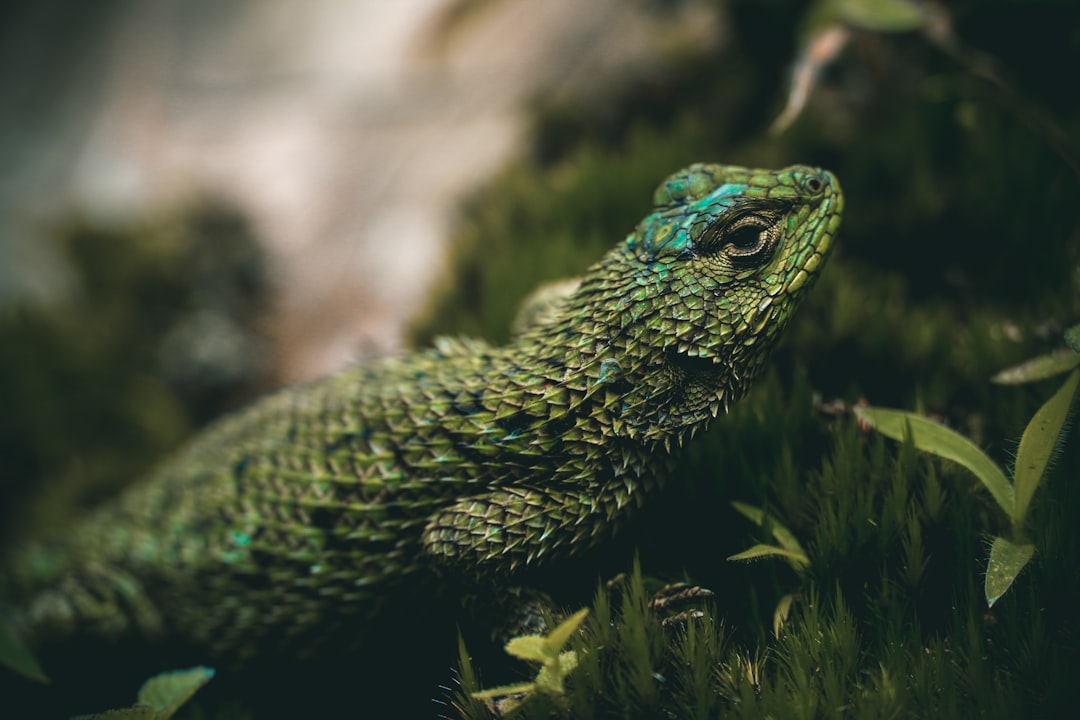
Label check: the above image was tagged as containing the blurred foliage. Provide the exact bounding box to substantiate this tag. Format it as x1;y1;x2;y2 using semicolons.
0;202;272;543
69;666;215;720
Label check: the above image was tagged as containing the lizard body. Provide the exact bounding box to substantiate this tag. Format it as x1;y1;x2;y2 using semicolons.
3;163;842;661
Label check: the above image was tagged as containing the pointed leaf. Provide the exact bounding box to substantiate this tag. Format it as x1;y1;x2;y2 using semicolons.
855;407;1014;517
504;636;548;662
727;544;809;568
1066;323;1080;353
136;666;214;720
731;501;766;525
542;608;588;656
985;536;1035;607
731;502;807;556
992;348;1080;384
0;617;48;683
1013;370;1079;525
773;593;797;638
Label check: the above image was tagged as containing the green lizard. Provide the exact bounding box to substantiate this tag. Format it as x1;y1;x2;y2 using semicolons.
2;162;842;666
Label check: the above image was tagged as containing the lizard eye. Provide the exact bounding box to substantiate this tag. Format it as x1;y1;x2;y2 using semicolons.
722;217;778;265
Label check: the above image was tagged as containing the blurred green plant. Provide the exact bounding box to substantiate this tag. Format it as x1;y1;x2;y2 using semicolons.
991;323;1080;384
0;615;46;683
70;666;214;720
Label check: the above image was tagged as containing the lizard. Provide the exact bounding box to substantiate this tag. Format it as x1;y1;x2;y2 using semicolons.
1;162;842;667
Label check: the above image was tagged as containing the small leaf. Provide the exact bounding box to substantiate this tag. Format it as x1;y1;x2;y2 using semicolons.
0;617;49;683
985;536;1036;607
773;594;797;638
731;502;807;556
542;608;588;657
991;348;1080;384
535;651;579;695
731;501;767;525
504;636;548;662
832;0;926;32
1066;324;1080;353
1013;370;1079;526
136;666;215;720
855;407;1014;517
727;544;809;567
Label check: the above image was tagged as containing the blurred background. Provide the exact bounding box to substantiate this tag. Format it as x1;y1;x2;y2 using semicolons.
0;0;720;379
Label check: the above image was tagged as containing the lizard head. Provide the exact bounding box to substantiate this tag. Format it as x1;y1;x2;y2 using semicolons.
559;163;843;441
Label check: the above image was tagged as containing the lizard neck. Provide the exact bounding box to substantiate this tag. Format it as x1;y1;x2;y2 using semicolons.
513;259;749;448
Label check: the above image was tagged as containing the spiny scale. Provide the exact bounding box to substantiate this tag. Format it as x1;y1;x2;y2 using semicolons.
3;163;842;659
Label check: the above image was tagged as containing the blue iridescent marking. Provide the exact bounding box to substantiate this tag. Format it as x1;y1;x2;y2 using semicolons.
631;182;748;258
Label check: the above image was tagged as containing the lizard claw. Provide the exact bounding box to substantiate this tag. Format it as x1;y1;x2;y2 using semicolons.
649;582;716;629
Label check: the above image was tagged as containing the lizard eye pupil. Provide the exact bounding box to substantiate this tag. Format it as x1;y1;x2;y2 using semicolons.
724;224;770;259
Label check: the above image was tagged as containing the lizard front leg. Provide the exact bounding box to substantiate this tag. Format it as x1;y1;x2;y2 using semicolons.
421;484;641;574
421;485;638;640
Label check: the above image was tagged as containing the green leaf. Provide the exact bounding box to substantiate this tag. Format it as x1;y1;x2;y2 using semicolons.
482;608;588;703
773;593;797;638
727;544;810;567
535;650;578;695
832;0;925;32
985;536;1036;607
855;407;1014;517
991;348;1080;384
1013;370;1079;526
0;616;48;684
136;666;215;720
543;607;588;656
505;636;548;662
1066;323;1080;353
731;502;807;556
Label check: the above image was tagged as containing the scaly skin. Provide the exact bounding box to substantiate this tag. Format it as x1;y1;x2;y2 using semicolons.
3;163;842;660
